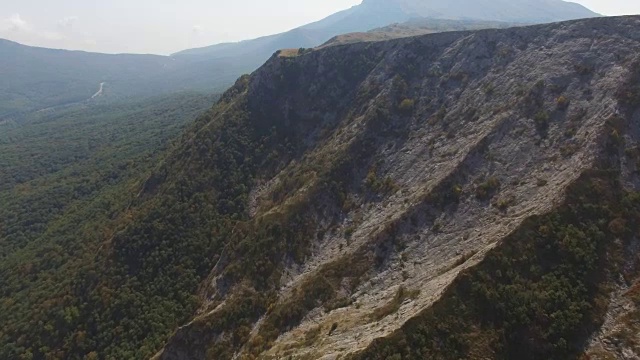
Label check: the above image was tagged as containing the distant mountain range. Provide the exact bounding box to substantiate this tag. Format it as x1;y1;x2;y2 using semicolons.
0;0;599;117
175;0;599;58
0;39;248;117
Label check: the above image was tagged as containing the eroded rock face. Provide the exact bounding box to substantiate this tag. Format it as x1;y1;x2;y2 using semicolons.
157;16;640;360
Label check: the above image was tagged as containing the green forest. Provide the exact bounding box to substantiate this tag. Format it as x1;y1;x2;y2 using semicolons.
0;93;214;359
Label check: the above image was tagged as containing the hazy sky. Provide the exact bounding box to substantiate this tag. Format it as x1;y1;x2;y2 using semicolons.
1;0;638;55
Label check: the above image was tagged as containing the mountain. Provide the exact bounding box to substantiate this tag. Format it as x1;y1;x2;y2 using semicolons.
319;18;520;48
174;0;599;59
367;0;600;22
153;15;639;359
0;39;246;118
1;0;598;119
3;15;640;360
0;20;512;119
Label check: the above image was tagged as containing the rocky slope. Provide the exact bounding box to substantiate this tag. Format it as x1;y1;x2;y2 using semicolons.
318;19;517;48
144;15;640;360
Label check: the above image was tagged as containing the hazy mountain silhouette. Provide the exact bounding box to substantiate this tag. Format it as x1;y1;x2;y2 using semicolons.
0;0;599;117
175;0;598;58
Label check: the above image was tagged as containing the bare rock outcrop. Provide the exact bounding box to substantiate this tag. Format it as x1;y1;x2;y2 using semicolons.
158;16;640;360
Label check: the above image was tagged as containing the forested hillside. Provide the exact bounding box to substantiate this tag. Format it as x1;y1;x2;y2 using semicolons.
0;39;242;118
0;93;213;359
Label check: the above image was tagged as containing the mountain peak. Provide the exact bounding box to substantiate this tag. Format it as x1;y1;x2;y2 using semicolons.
360;0;599;22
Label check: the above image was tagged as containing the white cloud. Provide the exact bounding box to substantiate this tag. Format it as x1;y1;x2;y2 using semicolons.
42;31;65;41
1;13;70;45
57;16;78;31
7;13;30;32
192;25;204;34
83;37;97;47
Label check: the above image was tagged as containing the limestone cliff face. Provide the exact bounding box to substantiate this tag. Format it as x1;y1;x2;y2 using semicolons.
156;16;640;359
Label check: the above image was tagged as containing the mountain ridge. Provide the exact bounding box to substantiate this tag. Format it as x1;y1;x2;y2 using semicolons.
174;0;599;58
0;0;599;118
150;15;640;359
0;39;248;118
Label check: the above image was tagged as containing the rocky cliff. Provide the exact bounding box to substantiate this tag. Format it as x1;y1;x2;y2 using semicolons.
151;16;640;359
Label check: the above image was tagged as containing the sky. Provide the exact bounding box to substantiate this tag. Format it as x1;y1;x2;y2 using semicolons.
0;0;639;55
